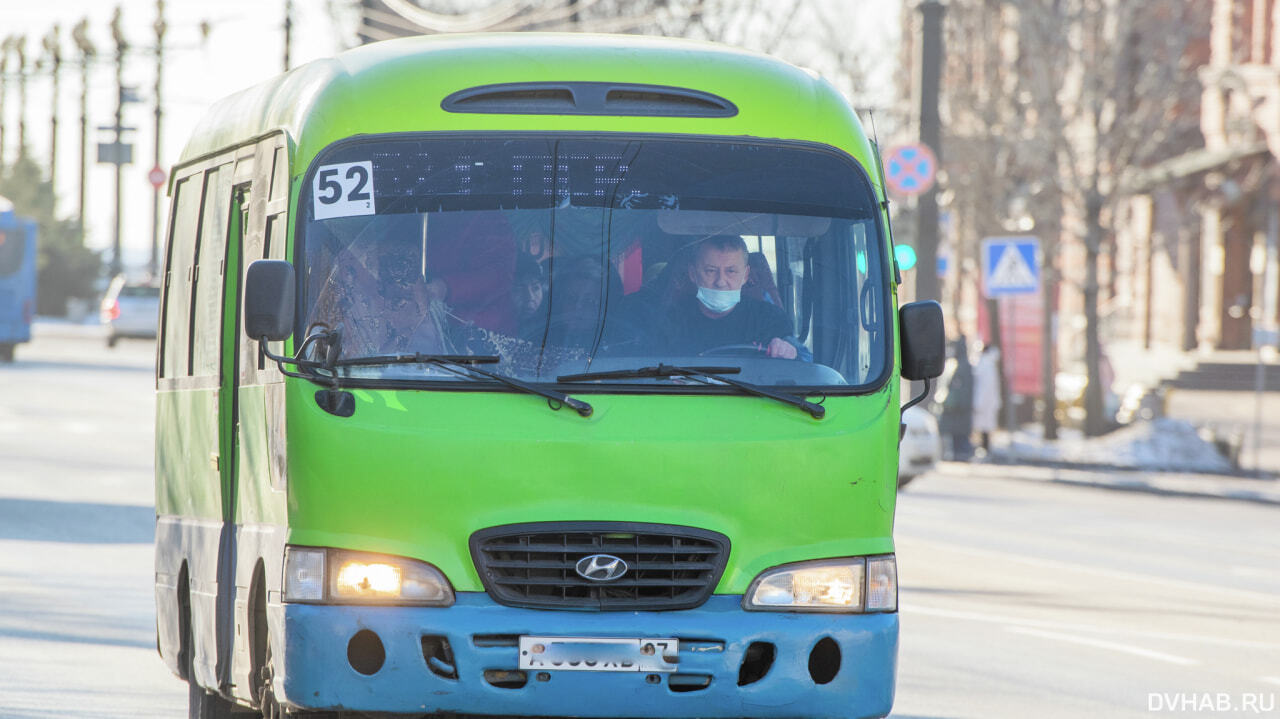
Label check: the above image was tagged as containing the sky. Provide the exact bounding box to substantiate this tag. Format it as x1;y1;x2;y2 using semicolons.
0;0;347;277
0;1;899;282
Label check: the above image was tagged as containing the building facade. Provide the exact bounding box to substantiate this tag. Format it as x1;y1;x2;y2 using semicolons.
1121;0;1280;353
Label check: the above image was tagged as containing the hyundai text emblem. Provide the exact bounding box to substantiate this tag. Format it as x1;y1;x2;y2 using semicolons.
575;554;628;582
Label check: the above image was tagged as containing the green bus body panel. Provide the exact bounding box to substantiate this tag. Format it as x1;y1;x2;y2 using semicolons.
156;388;221;519
179;34;883;199
284;385;900;595
235;384;289;527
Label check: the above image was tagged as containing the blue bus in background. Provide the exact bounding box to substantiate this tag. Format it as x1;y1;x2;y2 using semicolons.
0;200;37;362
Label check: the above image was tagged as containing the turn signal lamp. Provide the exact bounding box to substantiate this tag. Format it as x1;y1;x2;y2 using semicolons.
865;555;898;612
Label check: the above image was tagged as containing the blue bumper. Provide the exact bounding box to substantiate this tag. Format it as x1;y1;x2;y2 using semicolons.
278;593;897;719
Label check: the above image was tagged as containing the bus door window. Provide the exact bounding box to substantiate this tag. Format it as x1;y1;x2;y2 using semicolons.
192;165;234;378
161;175;203;379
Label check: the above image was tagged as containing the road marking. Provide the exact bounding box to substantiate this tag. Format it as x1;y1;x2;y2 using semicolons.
899;536;1280;605
60;421;98;435
901;603;1280;651
1006;626;1200;666
1230;565;1280;579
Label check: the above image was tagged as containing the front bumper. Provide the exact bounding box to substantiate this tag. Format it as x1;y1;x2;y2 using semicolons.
277;593;897;719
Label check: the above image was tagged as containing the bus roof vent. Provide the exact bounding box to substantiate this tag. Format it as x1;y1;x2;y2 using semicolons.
442;82;738;118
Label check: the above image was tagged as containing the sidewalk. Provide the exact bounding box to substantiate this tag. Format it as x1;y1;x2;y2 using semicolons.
932;460;1280;506
937;338;1280;506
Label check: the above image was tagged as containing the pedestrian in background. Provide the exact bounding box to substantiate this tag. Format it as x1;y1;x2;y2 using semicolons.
938;335;974;460
972;341;1002;456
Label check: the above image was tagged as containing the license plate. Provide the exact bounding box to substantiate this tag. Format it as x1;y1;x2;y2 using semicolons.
518;636;679;672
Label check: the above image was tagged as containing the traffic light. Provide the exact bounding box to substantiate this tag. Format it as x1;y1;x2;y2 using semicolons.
894;244;918;271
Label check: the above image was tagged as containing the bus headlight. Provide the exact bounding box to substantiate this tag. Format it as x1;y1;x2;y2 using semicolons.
284;546;454;606
743;555;896;613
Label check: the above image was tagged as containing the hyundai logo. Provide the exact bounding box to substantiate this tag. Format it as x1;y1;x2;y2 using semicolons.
575;554;629;582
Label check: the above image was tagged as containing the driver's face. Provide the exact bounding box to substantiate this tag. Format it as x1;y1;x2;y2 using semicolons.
689;247;749;291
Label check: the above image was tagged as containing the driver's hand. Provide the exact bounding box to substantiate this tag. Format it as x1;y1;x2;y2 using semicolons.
765;337;798;359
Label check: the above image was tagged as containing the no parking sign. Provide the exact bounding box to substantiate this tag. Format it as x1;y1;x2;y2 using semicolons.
884;143;937;196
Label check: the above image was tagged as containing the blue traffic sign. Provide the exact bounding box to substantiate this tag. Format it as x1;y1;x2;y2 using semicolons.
884;143;937;196
981;236;1040;297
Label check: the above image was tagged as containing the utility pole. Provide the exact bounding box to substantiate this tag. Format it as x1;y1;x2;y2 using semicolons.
110;8;127;278
72;19;94;235
15;36;27;157
283;0;293;72
151;0;167;278
914;0;945;303
43;26;61;193
0;38;10;167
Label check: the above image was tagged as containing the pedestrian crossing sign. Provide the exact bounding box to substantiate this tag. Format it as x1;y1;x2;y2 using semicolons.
981;236;1040;297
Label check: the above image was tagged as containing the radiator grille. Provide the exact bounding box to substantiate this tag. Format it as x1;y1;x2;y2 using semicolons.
470;523;730;611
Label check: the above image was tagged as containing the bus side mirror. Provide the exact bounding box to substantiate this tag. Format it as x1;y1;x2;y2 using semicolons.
899;300;944;381
244;259;296;341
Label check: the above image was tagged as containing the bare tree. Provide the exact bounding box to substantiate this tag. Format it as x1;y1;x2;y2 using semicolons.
347;1;886;121
938;0;1204;437
1016;0;1205;436
935;1;1064;436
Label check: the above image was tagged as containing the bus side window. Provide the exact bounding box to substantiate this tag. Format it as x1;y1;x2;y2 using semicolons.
192;165;234;378
160;175;204;379
269;146;288;203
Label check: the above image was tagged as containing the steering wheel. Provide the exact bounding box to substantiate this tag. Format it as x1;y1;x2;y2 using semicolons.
698;343;766;357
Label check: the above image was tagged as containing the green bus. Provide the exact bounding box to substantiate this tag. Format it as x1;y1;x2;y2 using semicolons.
155;33;943;719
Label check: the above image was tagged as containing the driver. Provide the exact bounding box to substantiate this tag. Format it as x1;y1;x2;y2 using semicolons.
663;236;798;358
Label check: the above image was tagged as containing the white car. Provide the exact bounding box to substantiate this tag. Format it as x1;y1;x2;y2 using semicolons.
100;276;160;347
898;405;942;487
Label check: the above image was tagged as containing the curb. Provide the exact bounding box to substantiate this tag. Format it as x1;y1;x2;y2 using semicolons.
31;320;106;340
932;461;1280;507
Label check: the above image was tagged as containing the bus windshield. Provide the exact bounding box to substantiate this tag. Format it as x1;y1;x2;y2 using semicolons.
300;135;890;390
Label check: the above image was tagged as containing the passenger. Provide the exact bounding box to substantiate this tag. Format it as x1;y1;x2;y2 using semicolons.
543;256;606;349
422;212;517;335
511;255;548;342
664;236;799;358
320;239;446;357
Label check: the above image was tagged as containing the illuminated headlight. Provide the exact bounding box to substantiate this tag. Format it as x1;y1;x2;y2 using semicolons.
743;555;896;613
283;546;454;606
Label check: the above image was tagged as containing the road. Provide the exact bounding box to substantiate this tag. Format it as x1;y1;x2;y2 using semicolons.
1;324;1277;718
892;469;1280;718
0;325;185;718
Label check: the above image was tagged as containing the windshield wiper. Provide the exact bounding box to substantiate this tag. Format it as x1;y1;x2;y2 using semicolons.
557;363;824;419
333;353;593;417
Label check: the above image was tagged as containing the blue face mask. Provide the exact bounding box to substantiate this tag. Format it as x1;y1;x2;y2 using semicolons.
696;286;741;313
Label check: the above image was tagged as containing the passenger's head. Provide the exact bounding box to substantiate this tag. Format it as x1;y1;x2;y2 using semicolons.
381;242;422;290
688;236;750;292
512;256;546;318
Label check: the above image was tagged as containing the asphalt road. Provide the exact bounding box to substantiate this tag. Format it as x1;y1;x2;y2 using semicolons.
892;469;1280;718
0;325;184;718
1;324;1277;718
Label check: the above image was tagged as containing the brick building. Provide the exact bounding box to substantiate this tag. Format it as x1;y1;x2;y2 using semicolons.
1120;0;1280;352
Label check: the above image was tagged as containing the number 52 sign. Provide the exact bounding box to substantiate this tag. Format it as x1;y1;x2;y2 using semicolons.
312;161;376;220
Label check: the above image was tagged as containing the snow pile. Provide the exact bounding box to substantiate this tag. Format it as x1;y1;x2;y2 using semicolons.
1003;418;1235;473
